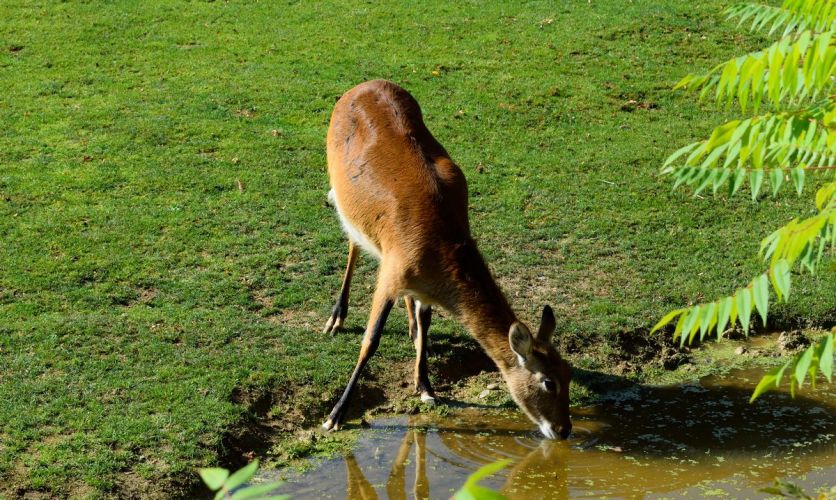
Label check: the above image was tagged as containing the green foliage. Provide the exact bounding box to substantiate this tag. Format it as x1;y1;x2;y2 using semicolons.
453;460;511;500
759;477;836;498
750;331;834;401
662;110;836;198
199;461;287;500
664;0;836;198
675;30;836;112
651;182;836;344
760;478;812;498
727;0;836;37
200;468;230;491
657;0;836;400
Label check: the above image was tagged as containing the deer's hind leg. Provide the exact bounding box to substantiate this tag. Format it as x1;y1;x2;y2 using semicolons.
323;241;360;334
405;295;435;404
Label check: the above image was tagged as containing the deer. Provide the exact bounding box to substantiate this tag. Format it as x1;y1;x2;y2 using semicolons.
320;80;572;439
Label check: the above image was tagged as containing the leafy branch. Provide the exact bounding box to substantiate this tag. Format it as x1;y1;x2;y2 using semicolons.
726;0;836;37
652;182;836;341
662;100;836;197
751;332;834;401
658;0;836;401
676;30;836;112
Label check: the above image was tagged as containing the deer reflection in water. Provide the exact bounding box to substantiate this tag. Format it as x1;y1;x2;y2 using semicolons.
344;426;432;500
386;428;429;500
289;369;836;499
341;414;570;500
344;453;376;500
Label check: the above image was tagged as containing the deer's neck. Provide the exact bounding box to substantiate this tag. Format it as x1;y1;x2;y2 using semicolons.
446;239;518;372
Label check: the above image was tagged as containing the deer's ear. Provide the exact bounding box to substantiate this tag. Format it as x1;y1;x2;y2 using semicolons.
536;305;556;343
509;322;533;366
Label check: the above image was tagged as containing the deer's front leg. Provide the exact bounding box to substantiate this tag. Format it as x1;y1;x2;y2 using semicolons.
322;277;395;430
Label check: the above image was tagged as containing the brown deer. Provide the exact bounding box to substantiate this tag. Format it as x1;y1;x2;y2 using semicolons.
321;80;572;439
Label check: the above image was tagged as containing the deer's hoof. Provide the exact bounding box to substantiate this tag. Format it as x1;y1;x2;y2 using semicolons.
420;392;436;406
322;316;344;335
321;418;337;431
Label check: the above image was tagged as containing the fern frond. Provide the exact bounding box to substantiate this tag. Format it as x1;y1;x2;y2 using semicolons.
652;183;836;344
675;30;836;113
726;0;836;37
662;105;836;197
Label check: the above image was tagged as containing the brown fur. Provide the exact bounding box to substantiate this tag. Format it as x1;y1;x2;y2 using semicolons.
326;80;572;437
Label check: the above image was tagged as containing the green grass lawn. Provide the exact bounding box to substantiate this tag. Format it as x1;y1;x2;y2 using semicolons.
2;0;834;496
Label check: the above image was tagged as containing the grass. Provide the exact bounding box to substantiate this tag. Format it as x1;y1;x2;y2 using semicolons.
1;0;835;496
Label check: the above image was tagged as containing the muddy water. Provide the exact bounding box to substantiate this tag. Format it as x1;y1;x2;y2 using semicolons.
273;369;836;498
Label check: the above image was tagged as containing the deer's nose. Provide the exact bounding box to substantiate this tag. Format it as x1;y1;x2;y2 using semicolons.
538;421;557;439
558;423;572;439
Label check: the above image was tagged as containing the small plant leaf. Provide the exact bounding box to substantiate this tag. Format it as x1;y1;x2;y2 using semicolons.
699;302;717;341
729;293;739;329
750;169;765;201
651;309;686;335
751;372;778;402
794;346;814;388
790;167;805;195
751;361;789;402
455;485;508;500
454;460;511;500
199;468;230;491
753;274;769;326
730;168;746;195
736;288;753;335
770;259;791;301
815;182;836;210
464;459;511;486
230;482;288;500
663;142;699;170
673;312;687;341
769;167;783;197
759;479;813;499
819;334;834;382
683;306;701;346
717;296;733;339
225;460;260;492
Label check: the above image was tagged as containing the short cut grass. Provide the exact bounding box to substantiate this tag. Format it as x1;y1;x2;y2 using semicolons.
1;0;834;496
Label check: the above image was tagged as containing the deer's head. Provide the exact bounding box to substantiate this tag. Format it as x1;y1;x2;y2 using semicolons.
504;305;572;439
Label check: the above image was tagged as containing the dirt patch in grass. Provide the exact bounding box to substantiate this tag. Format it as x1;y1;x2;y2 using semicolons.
213;331;498;473
263;308;320;330
218;364;402;470
116;472;173;500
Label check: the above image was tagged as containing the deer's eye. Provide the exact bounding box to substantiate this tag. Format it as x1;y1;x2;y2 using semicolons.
542;378;556;392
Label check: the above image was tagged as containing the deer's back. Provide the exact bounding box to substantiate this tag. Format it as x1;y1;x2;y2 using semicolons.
326;80;470;261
